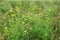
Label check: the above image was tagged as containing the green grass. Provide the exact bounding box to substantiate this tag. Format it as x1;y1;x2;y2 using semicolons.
0;0;60;40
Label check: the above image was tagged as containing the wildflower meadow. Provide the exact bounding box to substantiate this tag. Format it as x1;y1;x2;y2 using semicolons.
0;0;60;40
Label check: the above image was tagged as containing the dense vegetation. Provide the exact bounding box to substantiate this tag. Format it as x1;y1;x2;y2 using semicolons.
0;0;60;40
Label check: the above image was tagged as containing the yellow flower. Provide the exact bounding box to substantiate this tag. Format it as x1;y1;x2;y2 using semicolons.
24;30;27;32
4;27;9;33
5;27;8;29
9;10;12;12
3;16;6;19
15;6;19;11
39;8;41;10
22;21;25;24
11;14;15;17
9;8;13;12
5;30;9;33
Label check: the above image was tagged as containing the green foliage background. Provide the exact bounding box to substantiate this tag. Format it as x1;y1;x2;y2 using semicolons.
0;0;60;40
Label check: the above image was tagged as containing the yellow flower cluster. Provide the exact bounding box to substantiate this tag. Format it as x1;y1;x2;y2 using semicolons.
4;27;9;33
